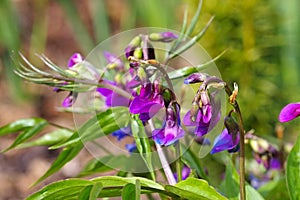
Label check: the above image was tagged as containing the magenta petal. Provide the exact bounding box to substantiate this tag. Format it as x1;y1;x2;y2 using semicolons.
68;53;83;67
183;111;201;126
279;103;300;122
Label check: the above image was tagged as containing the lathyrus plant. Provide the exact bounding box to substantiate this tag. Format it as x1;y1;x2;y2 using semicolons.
0;1;298;200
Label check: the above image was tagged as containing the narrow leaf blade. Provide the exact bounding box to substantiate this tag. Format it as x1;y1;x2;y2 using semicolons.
286;135;300;200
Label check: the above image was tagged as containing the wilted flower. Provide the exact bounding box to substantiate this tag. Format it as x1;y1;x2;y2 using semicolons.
152;102;185;146
183;73;222;137
278;102;300;122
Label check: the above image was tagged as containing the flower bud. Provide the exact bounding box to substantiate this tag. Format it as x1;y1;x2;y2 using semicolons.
149;32;178;42
133;47;143;59
67;53;83;68
184;73;208;84
125;36;141;58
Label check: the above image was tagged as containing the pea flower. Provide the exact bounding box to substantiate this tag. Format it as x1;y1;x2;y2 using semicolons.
152;102;185;146
97;80;131;107
211;128;240;154
129;81;164;122
278;102;300;122
211;115;240;154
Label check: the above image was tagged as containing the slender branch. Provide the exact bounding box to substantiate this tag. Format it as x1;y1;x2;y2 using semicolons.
30;73;133;100
148;120;177;185
225;83;246;200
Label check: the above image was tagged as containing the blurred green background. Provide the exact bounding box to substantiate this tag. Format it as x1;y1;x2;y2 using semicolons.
0;0;299;198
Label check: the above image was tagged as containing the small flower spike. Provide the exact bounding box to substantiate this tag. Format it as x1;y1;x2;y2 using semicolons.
67;53;83;67
278;102;300;122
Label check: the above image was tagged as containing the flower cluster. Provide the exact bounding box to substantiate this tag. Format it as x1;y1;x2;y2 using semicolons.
55;32;243;155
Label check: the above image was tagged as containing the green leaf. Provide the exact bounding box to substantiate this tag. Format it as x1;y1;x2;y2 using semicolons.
287;135;300;200
26;179;92;200
181;145;209;181
0;118;46;136
17;129;73;148
32;143;84;186
2;118;48;152
91;176;164;190
258;178;290;200
131;119;155;180
89;182;103;200
221;157;264;200
78;155;128;177
122;183;136;200
166;177;227;200
51;107;130;149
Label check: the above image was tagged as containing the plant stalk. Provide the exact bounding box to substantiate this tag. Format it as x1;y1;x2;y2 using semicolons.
225;84;246;200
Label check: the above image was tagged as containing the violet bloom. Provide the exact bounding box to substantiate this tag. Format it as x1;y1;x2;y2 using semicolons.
174;165;191;182
125;143;137;153
111;127;137;153
211;128;240;154
67;53;83;67
129;81;164;122
152;103;185;146
111;127;131;141
278;102;300;122
97;80;130;107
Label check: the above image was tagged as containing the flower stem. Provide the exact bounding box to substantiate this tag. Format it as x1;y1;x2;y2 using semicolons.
148;120;177;185
225;83;246;200
175;142;182;182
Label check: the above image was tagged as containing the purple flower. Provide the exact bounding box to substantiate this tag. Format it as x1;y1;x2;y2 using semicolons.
125;143;137;153
129;81;164;121
249;174;270;189
97;80;131;107
111;127;131;141
67;53;83;67
152;103;185;146
183;91;220;137
278;102;300;122
174;165;191;182
62;92;78;107
246;133;283;170
210;128;240;154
